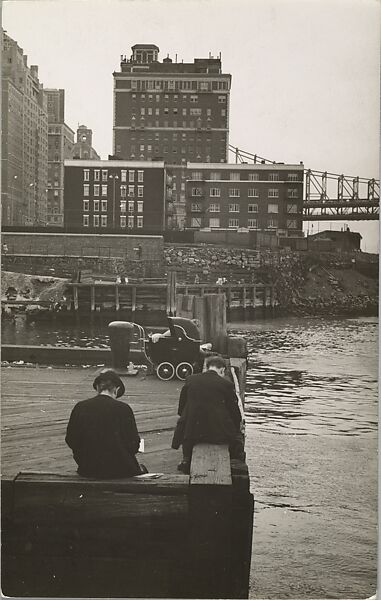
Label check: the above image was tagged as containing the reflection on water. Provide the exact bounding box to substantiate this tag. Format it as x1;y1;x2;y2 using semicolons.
230;316;378;599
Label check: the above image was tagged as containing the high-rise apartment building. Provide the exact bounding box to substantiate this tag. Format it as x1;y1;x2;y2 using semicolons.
113;44;231;228
73;125;100;160
45;89;75;226
1;31;48;225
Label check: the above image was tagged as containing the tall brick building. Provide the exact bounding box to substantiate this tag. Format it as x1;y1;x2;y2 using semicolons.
45;89;75;226
113;44;231;228
185;163;304;236
64;160;172;233
1;31;48;225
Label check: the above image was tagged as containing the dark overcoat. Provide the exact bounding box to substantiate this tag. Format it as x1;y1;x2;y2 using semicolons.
65;394;141;478
172;370;242;449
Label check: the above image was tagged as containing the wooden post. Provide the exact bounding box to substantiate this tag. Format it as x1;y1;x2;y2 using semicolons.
252;284;256;308
205;293;227;354
188;444;233;599
166;271;177;316
90;285;95;312
73;285;79;311
270;285;274;309
242;286;247;309
194;295;207;342
131;286;136;320
227;286;232;308
263;286;267;310
115;284;120;312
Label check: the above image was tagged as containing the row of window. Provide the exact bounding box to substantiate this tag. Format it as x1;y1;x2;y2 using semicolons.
136;107;226;117
126;79;229;93
190;218;299;229
190;171;300;182
83;214;144;228
191;187;299;199
190;203;299;214
127;145;224;157
83;184;144;198
83;169;144;183
83;200;144;213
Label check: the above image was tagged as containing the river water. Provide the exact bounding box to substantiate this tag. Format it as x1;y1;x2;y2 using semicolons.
1;315;378;599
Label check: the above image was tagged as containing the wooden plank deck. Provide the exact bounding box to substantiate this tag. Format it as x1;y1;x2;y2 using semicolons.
1;366;184;477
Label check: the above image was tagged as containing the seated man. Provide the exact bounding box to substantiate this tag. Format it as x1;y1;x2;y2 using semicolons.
65;369;146;478
172;355;244;473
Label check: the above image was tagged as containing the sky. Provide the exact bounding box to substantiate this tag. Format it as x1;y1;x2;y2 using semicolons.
2;0;380;251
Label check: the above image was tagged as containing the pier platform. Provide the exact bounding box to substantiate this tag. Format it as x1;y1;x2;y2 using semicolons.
1;365;183;477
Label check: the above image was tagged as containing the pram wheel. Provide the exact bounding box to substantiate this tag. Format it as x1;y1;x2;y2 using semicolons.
156;362;175;381
175;362;193;381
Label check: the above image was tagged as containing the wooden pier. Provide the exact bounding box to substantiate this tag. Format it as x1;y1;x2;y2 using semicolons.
1;360;254;598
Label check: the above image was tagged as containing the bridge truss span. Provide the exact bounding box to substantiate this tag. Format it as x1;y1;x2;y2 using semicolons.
228;145;379;221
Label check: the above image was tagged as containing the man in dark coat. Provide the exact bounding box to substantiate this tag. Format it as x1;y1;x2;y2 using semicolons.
172;355;243;473
66;369;145;478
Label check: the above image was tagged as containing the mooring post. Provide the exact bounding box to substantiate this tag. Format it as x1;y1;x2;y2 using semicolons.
90;285;95;312
205;293;227;354
108;321;134;370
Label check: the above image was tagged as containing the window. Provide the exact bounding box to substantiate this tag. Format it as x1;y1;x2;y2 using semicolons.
268;203;279;213
248;173;259;181
164;107;169;114
268;217;278;228
248;204;258;213
168;80;175;90
230;172;240;181
100;200;107;212
128;185;135;197
101;215;107;227
128;200;134;213
83;169;90;181
209;217;220;227
248;219;258;228
83;200;89;211
121;170;127;182
209;203;220;212
155;108;160;116
229;204;240;212
83;215;89;227
120;200;126;213
218;95;226;103
221;109;226;116
137;201;143;212
128;216;134;228
287;219;297;229
192;187;203;196
268;189;279;198
269;173;279;181
83;184;89;196
229;218;239;227
229;188;240;197
190;108;202;116
182;108;187;116
94;184;100;196
191;203;202;212
191;171;202;180
210;172;220;180
137;186;144;198
129;170;135;182
137;216;143;228
287;203;298;214
101;184;108;197
138;170;144;182
94;200;99;212
248;188;259;197
120;215;126;228
102;170;108;182
120;185;127;198
190;95;198;102
94;170;100;181
210;188;221;197
288;173;299;182
287;189;299;199
93;215;100;227
191;217;202;227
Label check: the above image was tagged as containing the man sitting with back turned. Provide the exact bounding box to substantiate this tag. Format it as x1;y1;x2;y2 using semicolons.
172;355;244;473
66;369;146;478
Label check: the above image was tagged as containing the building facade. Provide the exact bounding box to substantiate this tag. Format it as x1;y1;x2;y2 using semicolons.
2;31;48;225
113;44;231;228
184;163;305;236
64;160;171;233
46;89;75;226
73;125;100;160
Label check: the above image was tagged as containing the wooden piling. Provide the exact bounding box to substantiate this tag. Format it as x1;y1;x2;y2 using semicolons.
115;284;120;312
73;285;79;311
90;285;95;312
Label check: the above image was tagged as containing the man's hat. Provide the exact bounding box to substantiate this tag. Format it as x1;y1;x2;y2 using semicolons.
93;369;125;398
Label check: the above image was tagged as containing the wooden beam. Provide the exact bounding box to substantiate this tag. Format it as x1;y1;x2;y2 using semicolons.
190;444;232;486
73;285;79;311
